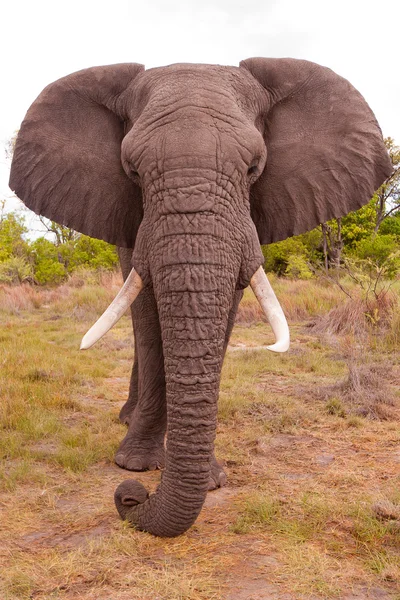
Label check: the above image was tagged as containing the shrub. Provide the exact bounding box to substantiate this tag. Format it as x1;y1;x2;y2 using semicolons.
0;256;33;284
29;234;119;285
34;259;67;285
31;238;67;285
0;212;29;261
68;235;119;271
285;255;313;279
379;213;400;238
350;234;400;278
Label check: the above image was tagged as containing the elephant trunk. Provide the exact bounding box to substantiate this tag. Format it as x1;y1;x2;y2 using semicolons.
114;212;247;536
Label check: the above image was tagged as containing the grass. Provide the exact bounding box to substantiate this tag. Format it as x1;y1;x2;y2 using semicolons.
0;273;399;599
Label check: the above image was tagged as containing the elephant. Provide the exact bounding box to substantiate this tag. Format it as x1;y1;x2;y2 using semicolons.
9;58;391;537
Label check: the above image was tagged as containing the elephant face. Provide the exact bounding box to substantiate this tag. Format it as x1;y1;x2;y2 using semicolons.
10;59;392;537
119;65;268;190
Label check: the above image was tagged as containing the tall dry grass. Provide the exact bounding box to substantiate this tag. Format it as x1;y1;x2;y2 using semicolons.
236;277;345;324
1;269;398;348
0;269;123;317
310;290;398;336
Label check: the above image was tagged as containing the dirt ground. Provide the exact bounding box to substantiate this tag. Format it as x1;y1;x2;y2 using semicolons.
1;302;399;600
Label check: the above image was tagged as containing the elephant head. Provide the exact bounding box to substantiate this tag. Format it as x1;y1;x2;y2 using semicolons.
10;59;391;537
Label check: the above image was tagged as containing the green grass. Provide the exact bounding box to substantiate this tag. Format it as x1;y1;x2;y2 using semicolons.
231;492;281;534
0;275;399;599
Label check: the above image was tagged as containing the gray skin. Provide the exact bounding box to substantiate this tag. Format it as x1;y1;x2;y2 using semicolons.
117;246;241;489
9;59;392;537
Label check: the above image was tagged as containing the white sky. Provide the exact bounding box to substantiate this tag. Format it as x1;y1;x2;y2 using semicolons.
1;0;399;226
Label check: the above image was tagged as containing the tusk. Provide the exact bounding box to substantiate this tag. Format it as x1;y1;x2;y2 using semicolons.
250;266;290;353
80;268;143;350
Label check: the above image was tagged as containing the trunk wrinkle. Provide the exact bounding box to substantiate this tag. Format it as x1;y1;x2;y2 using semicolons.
115;186;255;536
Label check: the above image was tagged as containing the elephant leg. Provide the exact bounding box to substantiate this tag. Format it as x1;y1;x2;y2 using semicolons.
116;284;243;481
208;288;244;490
115;284;167;471
118;247;139;426
119;337;139;425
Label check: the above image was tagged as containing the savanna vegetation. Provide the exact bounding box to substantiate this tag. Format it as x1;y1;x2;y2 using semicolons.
0;138;399;598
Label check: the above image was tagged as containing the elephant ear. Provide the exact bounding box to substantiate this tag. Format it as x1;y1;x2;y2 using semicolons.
240;58;392;244
9;63;145;247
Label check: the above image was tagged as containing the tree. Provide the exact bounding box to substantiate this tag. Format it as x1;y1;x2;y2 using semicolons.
373;137;400;233
3;134;119;285
321;137;399;270
0;210;29;261
262;229;322;278
38;217;79;245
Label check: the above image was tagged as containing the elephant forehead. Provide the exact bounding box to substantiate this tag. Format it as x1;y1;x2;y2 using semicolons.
127;63;268;120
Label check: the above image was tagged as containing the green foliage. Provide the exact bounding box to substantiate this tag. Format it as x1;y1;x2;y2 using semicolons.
285;255;313;280
30;238;67;285
340;200;377;247
262;230;322;276
0;212;29;261
67;236;119;271
0;256;33;284
347;235;400;283
379;212;400;238
30;235;119;285
0;209;119;286
353;235;399;269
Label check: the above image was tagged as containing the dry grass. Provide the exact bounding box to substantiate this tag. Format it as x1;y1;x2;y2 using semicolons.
310;291;398;337
0;274;399;599
236;277;344;324
0;269;123;316
306;333;398;421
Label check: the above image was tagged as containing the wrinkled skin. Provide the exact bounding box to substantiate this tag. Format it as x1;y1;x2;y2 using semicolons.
117;247;240;490
10;59;392;537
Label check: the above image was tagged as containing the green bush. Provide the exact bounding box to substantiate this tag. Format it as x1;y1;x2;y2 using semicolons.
350;235;400;279
0;212;29;261
285;255;313;279
68;236;119;271
34;259;67;285
29;233;119;285
31;238;67;285
377;214;400;240
340;200;377;247
0;256;33;284
262;230;322;276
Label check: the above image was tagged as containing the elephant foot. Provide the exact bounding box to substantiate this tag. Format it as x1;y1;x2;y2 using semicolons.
208;455;227;490
115;436;166;471
119;398;136;425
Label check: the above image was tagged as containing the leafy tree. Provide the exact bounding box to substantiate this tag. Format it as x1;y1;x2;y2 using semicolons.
28;234;119;285
321;138;399;271
353;234;399;267
285;255;313;279
38;217;79;245
372;137;400;232
0;209;29;262
378;211;400;239
30;238;67;284
67;236;119;271
262;230;322;277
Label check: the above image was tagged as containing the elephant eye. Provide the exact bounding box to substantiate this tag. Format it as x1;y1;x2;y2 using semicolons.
248;165;258;176
247;157;261;179
128;166;140;180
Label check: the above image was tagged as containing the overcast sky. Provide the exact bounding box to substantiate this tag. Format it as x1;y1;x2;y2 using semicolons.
1;0;399;222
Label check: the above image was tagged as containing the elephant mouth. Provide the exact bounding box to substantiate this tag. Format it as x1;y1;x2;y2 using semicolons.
80;266;290;353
